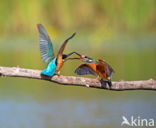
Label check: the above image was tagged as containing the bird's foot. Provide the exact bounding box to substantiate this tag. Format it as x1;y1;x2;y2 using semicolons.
56;71;61;77
95;76;100;80
95;78;99;80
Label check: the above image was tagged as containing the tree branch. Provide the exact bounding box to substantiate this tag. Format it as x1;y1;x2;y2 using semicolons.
0;66;155;91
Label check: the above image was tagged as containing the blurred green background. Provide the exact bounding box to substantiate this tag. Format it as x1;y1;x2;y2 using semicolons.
0;0;156;128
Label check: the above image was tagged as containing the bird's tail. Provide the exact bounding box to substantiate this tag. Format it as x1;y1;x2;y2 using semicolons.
107;80;112;87
100;78;112;88
41;58;57;76
41;69;55;76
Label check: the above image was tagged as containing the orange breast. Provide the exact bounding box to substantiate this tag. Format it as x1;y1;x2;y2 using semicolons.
87;63;97;72
56;58;63;72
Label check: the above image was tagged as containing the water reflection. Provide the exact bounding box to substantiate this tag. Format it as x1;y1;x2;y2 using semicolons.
0;98;155;128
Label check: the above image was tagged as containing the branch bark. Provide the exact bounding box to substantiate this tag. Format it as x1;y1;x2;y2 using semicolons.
0;66;155;91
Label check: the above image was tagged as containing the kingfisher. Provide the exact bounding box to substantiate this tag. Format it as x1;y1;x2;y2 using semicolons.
75;54;115;87
37;24;76;76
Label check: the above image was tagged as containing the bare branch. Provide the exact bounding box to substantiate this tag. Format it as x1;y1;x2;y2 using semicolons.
0;66;155;91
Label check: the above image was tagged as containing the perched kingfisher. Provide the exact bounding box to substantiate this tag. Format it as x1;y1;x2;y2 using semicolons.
37;24;76;76
75;55;115;87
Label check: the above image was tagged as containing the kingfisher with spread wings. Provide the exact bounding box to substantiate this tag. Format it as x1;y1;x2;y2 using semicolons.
37;24;76;76
75;54;115;87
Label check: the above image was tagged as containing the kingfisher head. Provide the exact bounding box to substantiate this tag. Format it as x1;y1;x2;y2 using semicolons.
62;54;68;59
80;55;94;63
80;55;85;60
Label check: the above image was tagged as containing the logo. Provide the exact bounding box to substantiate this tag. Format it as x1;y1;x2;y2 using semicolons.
121;116;155;127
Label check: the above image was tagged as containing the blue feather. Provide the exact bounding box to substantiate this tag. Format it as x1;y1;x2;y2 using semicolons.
41;58;57;76
37;24;55;63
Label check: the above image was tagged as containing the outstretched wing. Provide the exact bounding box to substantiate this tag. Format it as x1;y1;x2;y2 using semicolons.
37;24;55;63
105;62;115;77
75;64;96;76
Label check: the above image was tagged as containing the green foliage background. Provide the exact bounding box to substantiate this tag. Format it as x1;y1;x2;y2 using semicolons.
0;0;155;38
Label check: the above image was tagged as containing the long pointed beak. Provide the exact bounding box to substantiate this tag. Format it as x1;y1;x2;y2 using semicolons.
67;57;80;60
73;52;81;56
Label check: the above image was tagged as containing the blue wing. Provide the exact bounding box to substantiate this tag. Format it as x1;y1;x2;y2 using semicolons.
75;64;96;76
37;24;55;63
